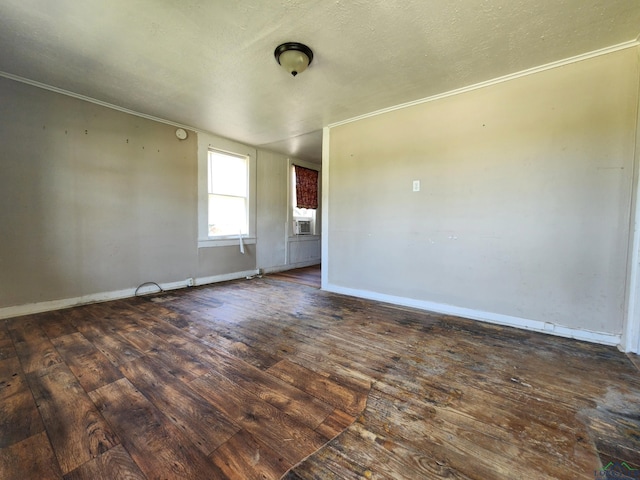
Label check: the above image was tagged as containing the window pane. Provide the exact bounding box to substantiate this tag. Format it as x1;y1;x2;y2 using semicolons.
208;194;247;236
209;151;247;197
293;206;315;219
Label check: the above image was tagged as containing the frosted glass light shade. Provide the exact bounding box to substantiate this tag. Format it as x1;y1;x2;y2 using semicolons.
274;42;314;77
279;50;310;76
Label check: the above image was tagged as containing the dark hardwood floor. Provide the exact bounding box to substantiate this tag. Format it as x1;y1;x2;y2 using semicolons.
267;265;321;288
1;271;640;479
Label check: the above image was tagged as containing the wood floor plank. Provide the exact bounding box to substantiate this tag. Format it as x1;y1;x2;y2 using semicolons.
275;351;374;393
362;386;598;479
311;424;474;480
8;316;63;373
0;356;45;448
142;331;210;379
0;321;16;361
282;440;382;480
119;355;241;455
90;378;228;480
209;429;291;480
183;289;396;382
196;306;373;387
119;298;182;330
189;369;328;466
315;408;356;441
374;373;594;465
51;333;123;392
75;302;147;334
132;297;281;370
222;339;281;370
267;358;367;416
26;363;119;474
423;324;626;411
580;403;640;469
120;328;210;382
170;315;280;370
0;432;63;480
39;310;78;340
63;444;146;480
114;328;157;353
146;321;210;356
261;334;380;387
196;348;334;429
73;321;143;367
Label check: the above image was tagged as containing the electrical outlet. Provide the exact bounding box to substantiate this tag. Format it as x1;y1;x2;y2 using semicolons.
186;277;195;287
412;180;420;192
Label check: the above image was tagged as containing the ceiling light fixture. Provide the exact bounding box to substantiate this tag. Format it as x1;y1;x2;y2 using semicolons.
274;42;313;77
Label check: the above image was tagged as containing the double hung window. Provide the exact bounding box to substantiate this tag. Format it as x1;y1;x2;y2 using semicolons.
207;150;248;237
291;165;318;234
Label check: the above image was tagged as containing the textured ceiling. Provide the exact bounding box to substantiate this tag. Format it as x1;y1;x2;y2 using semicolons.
1;0;639;163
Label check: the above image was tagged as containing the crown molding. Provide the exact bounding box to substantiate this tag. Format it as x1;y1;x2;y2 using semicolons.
329;39;640;129
0;70;199;132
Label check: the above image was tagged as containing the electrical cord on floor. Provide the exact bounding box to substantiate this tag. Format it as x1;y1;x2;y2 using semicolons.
134;281;164;297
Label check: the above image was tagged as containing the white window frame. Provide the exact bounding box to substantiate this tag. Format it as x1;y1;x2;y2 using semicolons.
198;133;256;248
288;158;321;238
291;165;317;235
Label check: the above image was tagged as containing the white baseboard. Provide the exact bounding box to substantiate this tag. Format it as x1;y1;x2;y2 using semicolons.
0;269;260;320
3;274;620;349
195;270;260;286
324;283;621;347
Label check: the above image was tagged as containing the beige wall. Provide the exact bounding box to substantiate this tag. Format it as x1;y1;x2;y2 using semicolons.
0;76;315;312
327;47;639;335
0;77;199;307
257;150;288;269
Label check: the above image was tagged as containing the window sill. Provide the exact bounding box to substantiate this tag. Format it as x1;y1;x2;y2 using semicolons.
198;236;256;248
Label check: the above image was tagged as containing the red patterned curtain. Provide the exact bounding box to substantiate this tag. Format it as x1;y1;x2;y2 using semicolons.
294;165;318;209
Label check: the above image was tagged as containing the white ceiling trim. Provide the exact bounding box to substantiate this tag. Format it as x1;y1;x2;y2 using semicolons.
0;70;200;133
329;40;640;129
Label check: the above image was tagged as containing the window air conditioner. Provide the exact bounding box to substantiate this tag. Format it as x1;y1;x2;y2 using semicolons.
295;220;312;235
